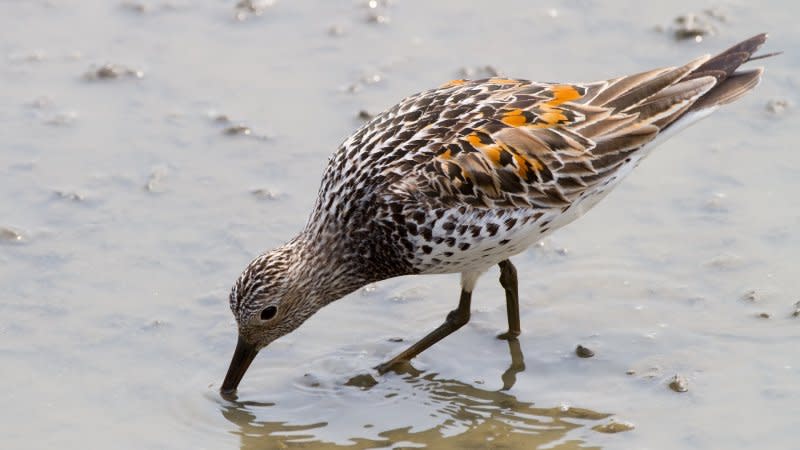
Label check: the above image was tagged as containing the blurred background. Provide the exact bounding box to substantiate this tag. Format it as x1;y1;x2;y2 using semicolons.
1;1;798;448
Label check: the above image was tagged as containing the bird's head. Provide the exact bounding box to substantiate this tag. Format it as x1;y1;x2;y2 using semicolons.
220;244;316;395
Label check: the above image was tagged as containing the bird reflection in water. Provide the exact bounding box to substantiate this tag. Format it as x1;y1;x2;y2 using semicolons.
219;340;614;449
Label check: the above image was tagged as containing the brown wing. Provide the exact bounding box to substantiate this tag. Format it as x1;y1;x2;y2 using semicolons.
388;34;770;210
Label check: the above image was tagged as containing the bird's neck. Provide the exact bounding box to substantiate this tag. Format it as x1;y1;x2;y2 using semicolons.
284;232;373;307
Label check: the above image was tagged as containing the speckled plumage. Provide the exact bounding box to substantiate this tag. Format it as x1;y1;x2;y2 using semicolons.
222;34;774;392
298;38;767;282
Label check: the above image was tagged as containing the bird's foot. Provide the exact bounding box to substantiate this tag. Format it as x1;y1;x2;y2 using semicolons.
496;330;520;341
374;360;402;374
374;359;418;375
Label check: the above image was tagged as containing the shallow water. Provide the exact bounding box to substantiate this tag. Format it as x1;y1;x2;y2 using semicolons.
2;1;799;448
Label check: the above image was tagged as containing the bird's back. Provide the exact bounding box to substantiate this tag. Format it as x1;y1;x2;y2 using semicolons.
305;34;771;275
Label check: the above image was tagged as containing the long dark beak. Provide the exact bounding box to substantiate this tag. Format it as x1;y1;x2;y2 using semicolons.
220;335;259;395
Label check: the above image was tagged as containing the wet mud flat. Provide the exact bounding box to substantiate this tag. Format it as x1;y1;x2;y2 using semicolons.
1;1;799;449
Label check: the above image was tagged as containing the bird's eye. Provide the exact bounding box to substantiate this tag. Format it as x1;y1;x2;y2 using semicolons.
260;305;278;321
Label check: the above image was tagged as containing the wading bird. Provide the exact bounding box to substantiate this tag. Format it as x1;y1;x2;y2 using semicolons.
221;34;775;394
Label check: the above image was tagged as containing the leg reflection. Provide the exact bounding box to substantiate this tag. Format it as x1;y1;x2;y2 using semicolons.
500;338;526;391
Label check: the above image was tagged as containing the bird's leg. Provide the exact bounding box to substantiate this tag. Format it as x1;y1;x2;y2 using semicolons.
497;259;521;340
376;289;472;374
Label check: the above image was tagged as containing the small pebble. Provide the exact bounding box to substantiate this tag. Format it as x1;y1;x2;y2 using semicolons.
626;369;636;375
575;345;594;358
668;374;688;393
388;337;403;343
357;110;373;120
672;12;715;42
0;227;24;243
224;124;252;136
84;63;144;80
758;312;770;319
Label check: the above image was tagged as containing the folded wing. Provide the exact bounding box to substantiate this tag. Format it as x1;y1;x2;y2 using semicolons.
390;34;770;210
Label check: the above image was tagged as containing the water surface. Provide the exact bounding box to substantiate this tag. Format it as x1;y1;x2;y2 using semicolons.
1;1;798;448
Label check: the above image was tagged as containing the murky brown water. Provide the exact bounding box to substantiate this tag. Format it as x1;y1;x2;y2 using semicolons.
2;1;798;449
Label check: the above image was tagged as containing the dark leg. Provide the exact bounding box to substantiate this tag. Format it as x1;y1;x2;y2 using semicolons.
497;259;521;340
376;289;472;374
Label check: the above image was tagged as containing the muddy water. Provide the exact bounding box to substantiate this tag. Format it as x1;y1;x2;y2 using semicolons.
2;1;798;449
